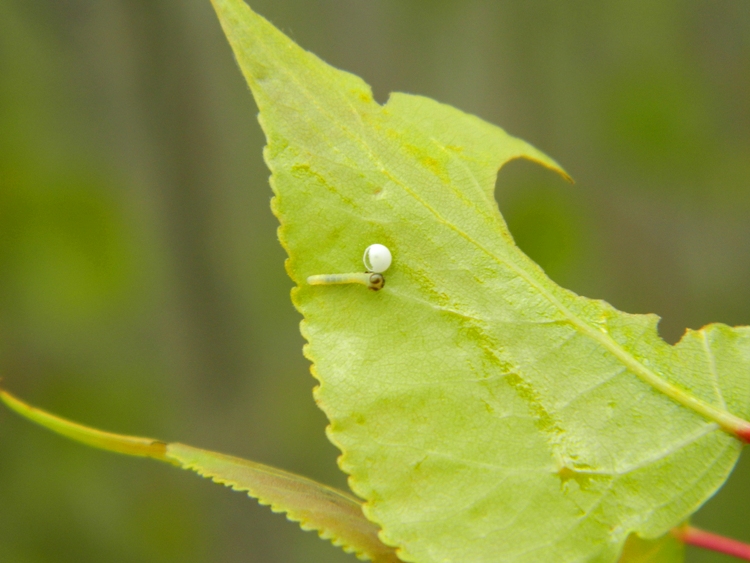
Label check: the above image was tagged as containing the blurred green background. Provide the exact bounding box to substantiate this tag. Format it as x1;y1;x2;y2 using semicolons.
0;1;748;562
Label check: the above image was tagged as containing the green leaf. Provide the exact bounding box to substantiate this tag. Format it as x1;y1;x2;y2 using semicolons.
0;390;400;563
617;533;684;563
211;1;750;562
168;444;400;562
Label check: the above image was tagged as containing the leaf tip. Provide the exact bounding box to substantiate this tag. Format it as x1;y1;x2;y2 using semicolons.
521;153;574;184
0;388;170;461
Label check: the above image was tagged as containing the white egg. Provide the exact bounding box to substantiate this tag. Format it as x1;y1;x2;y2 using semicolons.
363;244;392;274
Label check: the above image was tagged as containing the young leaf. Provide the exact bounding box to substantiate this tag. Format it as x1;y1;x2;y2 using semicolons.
210;1;750;562
168;444;400;563
0;390;400;563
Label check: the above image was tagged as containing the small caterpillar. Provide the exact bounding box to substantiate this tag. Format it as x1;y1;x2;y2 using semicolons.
307;272;385;291
307;244;392;291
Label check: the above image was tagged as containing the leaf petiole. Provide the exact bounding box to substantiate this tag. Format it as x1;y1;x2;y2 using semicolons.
674;525;750;561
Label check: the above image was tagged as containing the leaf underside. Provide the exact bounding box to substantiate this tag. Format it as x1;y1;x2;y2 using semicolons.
212;1;750;562
0;390;400;563
618;533;685;563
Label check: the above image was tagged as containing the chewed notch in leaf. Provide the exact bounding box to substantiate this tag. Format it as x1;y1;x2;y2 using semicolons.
210;1;750;563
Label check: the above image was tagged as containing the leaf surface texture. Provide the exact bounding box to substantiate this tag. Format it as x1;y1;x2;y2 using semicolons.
211;1;750;561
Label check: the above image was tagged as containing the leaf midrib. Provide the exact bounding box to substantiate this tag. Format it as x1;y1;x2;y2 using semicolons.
376;151;742;437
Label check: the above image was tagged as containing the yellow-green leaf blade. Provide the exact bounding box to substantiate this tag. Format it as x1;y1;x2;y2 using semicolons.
1;390;399;563
210;2;750;562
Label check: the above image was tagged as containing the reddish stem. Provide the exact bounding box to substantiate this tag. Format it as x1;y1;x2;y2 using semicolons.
675;526;750;561
736;423;750;444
